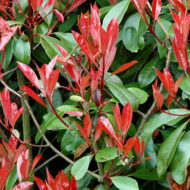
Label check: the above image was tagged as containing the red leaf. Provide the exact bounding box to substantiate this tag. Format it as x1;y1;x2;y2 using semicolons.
17;62;41;90
141;139;145;157
113;103;122;133
109;0;117;5
152;0;162;22
84;114;91;139
64;111;83;117
174;74;183;93
55;170;69;190
75;122;87;140
0;18;18;51
55;44;69;57
54;9;64;22
172;26;189;72
154;68;175;96
107;17;119;52
90;3;101;48
12;182;33;190
131;0;148;17
42;0;56;14
110;61;138;76
98;117;120;144
0;87;10;119
94;123;103;142
17;149;30;182
134;137;141;156
34;176;48;190
122;103;133;136
46;168;55;186
152;80;164;109
47;68;61;97
125;137;136;156
169;0;187;14
21;86;47;108
9;103;24;127
167;94;173;107
67;0;87;14
30;0;43;11
31;154;42;171
78;12;90;40
69;176;77;190
72;31;96;64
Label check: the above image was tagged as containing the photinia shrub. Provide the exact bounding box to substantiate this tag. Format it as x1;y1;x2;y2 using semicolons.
1;0;190;189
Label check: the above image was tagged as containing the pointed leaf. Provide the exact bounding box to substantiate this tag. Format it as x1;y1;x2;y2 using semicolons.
67;0;87;14
12;182;33;190
122;103;133;136
34;176;47;190
111;176;139;190
21;86;47;108
157;122;187;177
71;156;91;180
113;103;122;133
17;62;41;89
152;0;162;22
110;61;138;76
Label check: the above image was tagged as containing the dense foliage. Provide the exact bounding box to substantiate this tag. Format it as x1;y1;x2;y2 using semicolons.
0;0;190;189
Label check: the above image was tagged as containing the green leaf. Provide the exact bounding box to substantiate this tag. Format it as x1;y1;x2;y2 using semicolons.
14;36;31;65
127;87;149;104
55;32;77;53
58;15;77;33
70;95;84;102
106;81;139;111
35;105;80;143
138;57;163;87
71;156;91;180
6;166;17;190
130;168;158;180
140;109;190;144
95;147;119;162
61;130;83;155
111;176;139;190
155;18;173;58
171;131;190;184
180;76;190;96
40;35;61;59
0;39;14;71
157;122;187;178
102;0;130;30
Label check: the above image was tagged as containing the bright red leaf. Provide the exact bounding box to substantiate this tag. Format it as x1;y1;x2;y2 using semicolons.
152;0;162;22
67;0;87;14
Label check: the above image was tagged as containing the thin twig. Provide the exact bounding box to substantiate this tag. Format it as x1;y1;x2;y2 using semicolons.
135;45;173;137
35;154;59;172
2;67;18;77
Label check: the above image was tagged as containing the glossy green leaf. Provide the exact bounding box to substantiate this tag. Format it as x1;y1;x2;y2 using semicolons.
14;36;31;65
0;39;14;71
171;131;190;184
111;176;139;190
95;147;119;162
55;32;77;53
127;87;149;104
40;35;61;59
106;81;139;111
35;105;80;143
61;130;83;155
102;0;130;29
130;168;158;180
140;109;190;144
6;166;17;190
157;122;187;177
58;16;77;33
122;12;148;52
71;156;91;180
138;57;163;87
180;76;190;96
155;18;173;58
